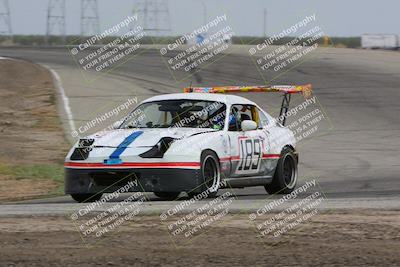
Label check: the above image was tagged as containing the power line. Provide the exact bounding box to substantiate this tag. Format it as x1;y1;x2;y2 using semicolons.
46;0;66;44
81;0;100;37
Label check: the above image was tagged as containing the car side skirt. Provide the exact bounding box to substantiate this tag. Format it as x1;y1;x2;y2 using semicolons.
223;175;274;188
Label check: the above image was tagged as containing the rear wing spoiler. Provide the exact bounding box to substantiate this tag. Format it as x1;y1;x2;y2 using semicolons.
183;84;313;126
183;84;312;98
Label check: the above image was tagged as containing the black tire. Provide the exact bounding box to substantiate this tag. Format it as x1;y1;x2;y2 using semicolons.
71;193;103;203
265;147;298;194
154;192;180;200
188;150;221;199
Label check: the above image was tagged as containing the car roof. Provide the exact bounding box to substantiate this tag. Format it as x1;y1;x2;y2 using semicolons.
142;93;256;105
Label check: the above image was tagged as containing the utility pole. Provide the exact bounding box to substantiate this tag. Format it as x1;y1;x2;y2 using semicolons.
0;0;11;39
46;0;66;45
133;0;171;36
263;8;267;37
81;0;100;37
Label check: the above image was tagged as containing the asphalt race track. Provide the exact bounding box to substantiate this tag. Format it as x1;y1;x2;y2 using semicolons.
0;46;399;212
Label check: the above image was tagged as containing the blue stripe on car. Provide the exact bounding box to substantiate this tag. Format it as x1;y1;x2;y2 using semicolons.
109;131;143;159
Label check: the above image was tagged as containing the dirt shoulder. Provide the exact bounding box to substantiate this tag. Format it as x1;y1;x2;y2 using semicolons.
0;58;68;202
0;210;399;266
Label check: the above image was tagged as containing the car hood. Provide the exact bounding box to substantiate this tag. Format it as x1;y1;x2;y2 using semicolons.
87;128;217;148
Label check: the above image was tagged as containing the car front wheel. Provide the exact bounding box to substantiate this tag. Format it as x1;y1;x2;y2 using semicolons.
188;150;220;199
265;147;298;194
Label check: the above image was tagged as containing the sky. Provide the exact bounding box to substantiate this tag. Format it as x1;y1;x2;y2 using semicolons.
3;0;400;37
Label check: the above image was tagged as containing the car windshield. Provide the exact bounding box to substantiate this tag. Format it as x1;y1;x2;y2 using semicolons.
119;100;226;129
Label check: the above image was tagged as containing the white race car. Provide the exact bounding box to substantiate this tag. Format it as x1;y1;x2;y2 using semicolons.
64;84;312;202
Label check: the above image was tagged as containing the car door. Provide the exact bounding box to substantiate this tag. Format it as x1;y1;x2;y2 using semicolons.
256;107;279;176
227;104;268;177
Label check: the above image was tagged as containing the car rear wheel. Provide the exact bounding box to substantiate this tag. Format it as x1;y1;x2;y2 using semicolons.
71;193;103;203
188;150;220;199
265;147;298;194
154;192;180;200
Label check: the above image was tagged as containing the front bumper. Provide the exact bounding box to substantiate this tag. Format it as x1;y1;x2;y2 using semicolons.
64;167;202;194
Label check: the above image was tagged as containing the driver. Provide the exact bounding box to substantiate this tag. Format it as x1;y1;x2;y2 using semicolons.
229;107;241;130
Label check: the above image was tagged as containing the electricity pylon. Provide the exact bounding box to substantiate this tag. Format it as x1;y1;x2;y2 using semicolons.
0;0;12;37
81;0;100;37
133;0;171;36
46;0;66;44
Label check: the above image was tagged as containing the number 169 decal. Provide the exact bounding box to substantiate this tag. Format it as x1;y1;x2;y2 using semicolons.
236;138;262;174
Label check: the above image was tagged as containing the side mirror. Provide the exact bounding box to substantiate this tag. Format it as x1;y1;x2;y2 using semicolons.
241;120;257;131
